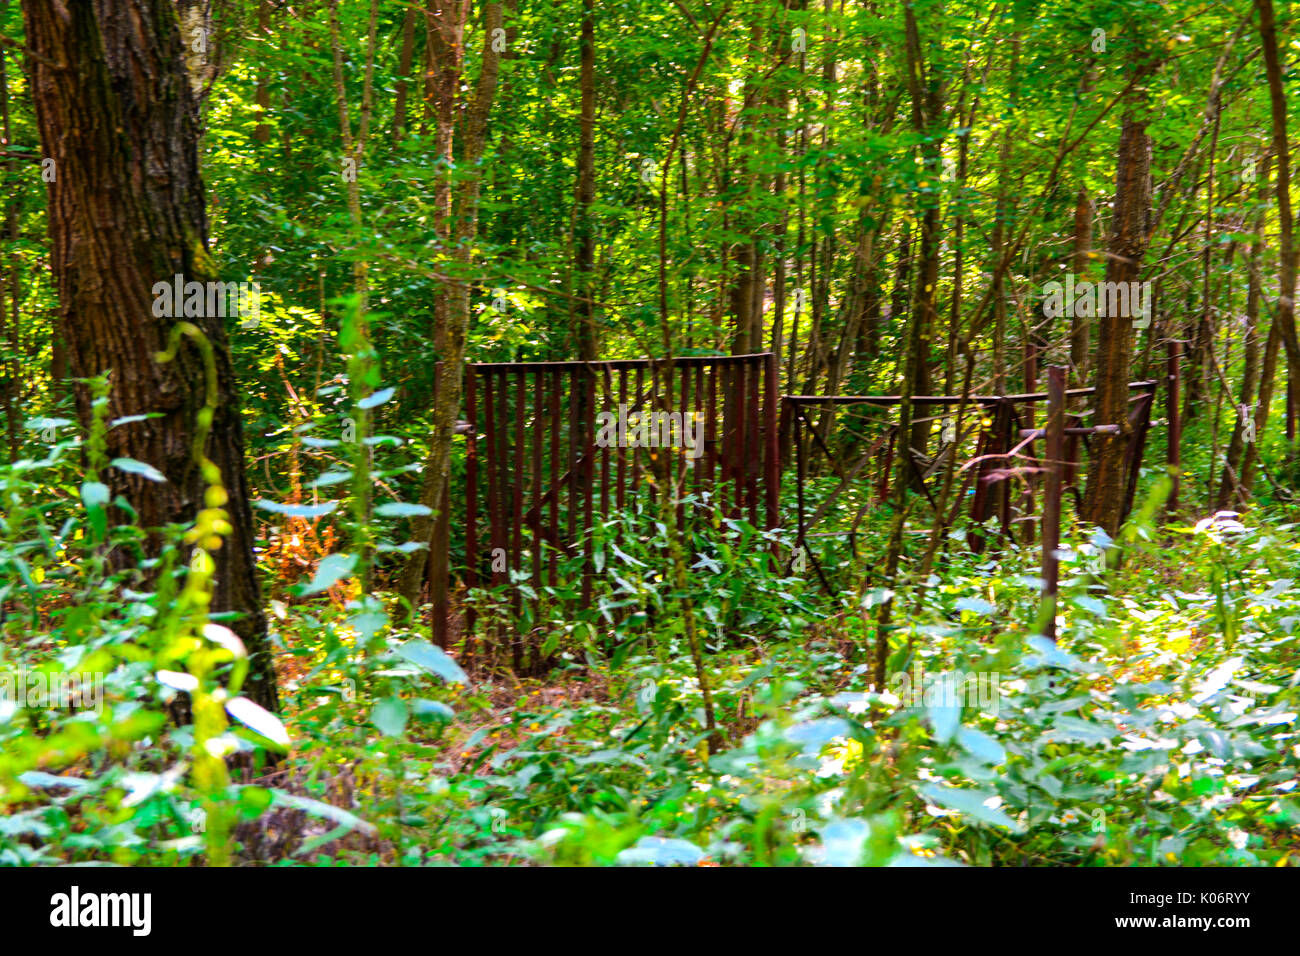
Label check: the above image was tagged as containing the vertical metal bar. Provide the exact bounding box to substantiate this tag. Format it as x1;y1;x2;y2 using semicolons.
969;401;999;554
513;372;525;621
694;363;705;494
1167;337;1182;515
432;474;450;647
567;368;578;551
706;362;718;495
548;369;560;585
496;372;516;670
1122;391;1155;523
532;369;544;596
600;366;611;523
735;361;749;520
1041;366;1066;642
617;367;628;512
581;365;595;608
430;362;450;647
634;364;644;520
484;372;502;589
747;359;760;524
679;359;691;495
464;369;479;645
795;410;807;566
998;402;1013;541
764;352;779;529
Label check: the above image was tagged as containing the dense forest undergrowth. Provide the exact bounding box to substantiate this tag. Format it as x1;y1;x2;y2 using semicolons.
2;400;1299;867
3;0;1300;868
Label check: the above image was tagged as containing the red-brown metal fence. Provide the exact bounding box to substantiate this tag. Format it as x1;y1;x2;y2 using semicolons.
431;353;781;648
425;357;1158;654
782;379;1157;588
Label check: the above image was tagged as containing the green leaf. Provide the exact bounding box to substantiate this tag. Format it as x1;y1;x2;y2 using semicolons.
81;482;109;540
617;836;704;866
372;697;408;737
81;481;109;508
785;717;851;751
375;502;433;517
255;499;338;518
1073;595;1107;617
110;457;167;482
271;791;375;835
955;596;995;615
225;696;291;748
919;783;1023;832
1043;716;1115;745
18;772;93;792
358;387;396;409
929;696;960;744
295;553;357;597
809;819;870;866
411;699;455;723
957;726;1006;765
109;414;156;428
309;470;353;488
236;786;274;819
861;587;895;609
395;639;468;684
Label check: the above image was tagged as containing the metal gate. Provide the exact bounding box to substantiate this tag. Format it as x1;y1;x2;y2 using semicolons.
436;353;781;652
782;378;1157;591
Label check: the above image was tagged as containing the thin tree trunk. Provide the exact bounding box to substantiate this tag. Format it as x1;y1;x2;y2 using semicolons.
393;2;417;142
1070;186;1093;382
1217;162;1267;509
399;2;504;613
573;0;596;361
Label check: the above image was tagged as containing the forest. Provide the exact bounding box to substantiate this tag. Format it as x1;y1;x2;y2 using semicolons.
0;0;1298;876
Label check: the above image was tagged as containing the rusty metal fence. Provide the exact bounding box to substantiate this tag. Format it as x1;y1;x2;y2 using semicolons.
430;353;781;650
783;379;1157;589
425;357;1157;651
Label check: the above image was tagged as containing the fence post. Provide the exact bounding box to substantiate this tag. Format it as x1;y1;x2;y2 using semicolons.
764;352;779;530
430;362;451;648
1166;337;1182;515
1040;365;1066;642
464;368;478;650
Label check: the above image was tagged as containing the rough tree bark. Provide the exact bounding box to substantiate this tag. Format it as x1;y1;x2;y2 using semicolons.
22;0;278;711
1084;115;1152;535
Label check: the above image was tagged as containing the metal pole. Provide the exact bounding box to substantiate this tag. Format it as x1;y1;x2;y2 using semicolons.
1167;337;1182;515
764;352;779;530
1041;365;1066;642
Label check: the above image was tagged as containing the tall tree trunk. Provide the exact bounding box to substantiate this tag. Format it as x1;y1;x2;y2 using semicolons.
1257;0;1300;460
399;1;504;613
903;0;940;467
1070;186;1093;382
254;0;272;144
989;36;1017;396
1183;102;1222;426
1084;115;1152;535
393;2;418;142
0;33;21;460
1217;163;1266;509
423;0;468;352
22;0;278;711
572;0;597;361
